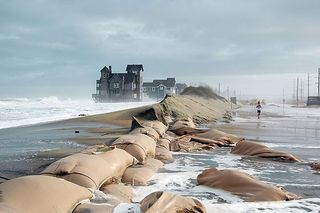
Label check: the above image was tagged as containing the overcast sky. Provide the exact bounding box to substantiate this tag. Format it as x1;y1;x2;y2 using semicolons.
1;0;320;100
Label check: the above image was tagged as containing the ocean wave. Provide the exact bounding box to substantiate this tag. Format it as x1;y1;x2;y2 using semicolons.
0;98;155;129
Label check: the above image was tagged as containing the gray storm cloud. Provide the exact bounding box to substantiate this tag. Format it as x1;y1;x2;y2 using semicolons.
1;0;320;99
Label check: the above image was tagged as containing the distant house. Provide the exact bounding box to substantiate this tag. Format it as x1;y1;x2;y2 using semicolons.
92;64;143;102
175;83;188;94
143;78;187;100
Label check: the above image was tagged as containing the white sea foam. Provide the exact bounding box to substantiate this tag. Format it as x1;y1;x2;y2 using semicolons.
0;97;155;129
205;198;320;213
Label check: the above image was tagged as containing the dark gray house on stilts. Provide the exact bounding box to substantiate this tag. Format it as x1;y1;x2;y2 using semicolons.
92;64;144;102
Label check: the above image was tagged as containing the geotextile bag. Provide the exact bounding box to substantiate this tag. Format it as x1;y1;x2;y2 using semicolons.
112;134;156;163
41;148;136;189
231;140;301;162
0;175;92;213
140;191;206;213
197;168;299;202
130;127;160;141
100;183;135;204
142;120;168;136
122;158;163;186
155;146;173;162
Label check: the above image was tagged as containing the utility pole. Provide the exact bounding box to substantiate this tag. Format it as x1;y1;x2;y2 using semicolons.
293;79;296;100
308;72;310;98
227;86;230;100
296;77;299;106
300;78;303;103
282;88;285;115
318;68;320;96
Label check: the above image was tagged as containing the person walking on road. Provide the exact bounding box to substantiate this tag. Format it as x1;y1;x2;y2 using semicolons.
256;101;262;119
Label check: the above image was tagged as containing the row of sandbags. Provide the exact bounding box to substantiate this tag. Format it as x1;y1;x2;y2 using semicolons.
168;117;301;163
0;147;138;213
168;117;301;202
0;175;204;213
0;119;171;213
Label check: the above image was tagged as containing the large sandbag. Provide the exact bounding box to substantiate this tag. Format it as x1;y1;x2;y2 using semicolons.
231;140;301;162
155;146;173;162
122;158;163;186
73;203;114;213
130;127;160;141
100;183;135;204
75;183;135;213
140;191;206;213
41;148;136;189
157;138;171;150
169;118;200;136
161;133;175;143
197;168;300;202
170;136;215;152
112;134;156;163
0;175;91;213
142;120;168;136
193;128;242;144
155;137;173;162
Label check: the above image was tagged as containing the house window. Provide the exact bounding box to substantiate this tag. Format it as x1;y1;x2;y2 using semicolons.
103;73;106;78
159;86;164;90
143;87;147;92
152;87;155;91
114;82;119;88
133;83;136;89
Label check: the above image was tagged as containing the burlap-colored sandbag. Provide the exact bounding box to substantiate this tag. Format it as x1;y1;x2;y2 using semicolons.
162;133;175;142
193;128;242;144
155;146;173;162
122;158;163;186
197;168;300;202
74;183;135;213
163;115;174;125
157;138;171;150
231;140;301;162
112;134;156;163
170;136;216;152
142;120;168;136
140;191;206;213
100;183;135;204
0;175;92;213
130;127;160;141
41;148;136;189
73;203;114;213
170;126;200;136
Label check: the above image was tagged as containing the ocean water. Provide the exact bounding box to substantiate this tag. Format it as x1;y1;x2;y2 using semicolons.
0;96;155;129
115;104;320;213
0;97;155;177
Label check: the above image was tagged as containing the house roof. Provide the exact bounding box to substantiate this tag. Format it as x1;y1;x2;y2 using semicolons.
176;83;188;89
100;66;110;72
153;78;176;87
143;78;176;88
126;64;144;72
142;82;155;87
